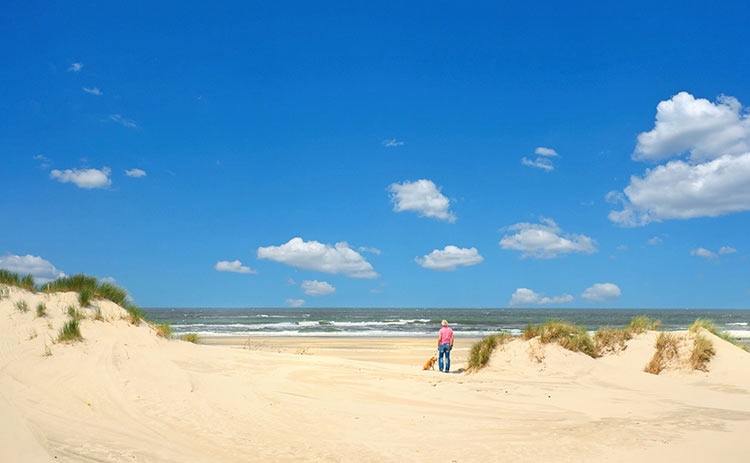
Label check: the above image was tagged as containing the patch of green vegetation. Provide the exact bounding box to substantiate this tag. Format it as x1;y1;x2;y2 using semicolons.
467;333;511;371
67;305;83;321
78;287;93;307
645;332;678;375
42;274;131;307
15;300;29;312
155;323;172;339
36;302;47;317
690;318;748;351
0;269;21;287
593;327;630;354
20;274;35;291
124;303;145;325
96;283;127;306
690;335;715;371
58;318;82;342
523;319;598;358
626;315;661;334
94;307;104;321
180;333;200;344
0;270;36;292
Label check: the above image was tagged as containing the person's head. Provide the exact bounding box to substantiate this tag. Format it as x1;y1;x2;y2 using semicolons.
441;320;448;327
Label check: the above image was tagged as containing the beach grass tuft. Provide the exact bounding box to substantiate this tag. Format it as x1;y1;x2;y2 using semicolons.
645;332;678;375
20;274;35;291
155;323;172;339
36;302;47;317
58;318;82;342
690;335;715;371
0;269;21;287
42;274;133;308
180;333;200;344
0;270;37;292
15;300;29;312
689;318;747;351
78;287;93;307
94;307;104;321
626;315;661;334
468;333;511;371
593;328;631;354
125;303;145;325
524;319;598;358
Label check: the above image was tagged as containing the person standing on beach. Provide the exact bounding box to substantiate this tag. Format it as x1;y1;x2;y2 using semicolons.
437;320;454;373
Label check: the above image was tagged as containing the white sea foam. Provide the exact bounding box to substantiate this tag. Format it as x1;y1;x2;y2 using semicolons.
726;322;748;326
174;329;508;338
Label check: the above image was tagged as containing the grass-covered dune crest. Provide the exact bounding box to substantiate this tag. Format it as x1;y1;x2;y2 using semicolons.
468;316;747;376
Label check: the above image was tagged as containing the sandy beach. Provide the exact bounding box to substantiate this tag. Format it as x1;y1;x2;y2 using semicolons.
2;287;750;463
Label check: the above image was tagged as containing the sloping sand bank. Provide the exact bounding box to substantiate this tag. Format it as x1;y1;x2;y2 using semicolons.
1;287;749;462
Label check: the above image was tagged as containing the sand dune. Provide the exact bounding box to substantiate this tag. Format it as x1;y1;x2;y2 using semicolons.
1;286;749;462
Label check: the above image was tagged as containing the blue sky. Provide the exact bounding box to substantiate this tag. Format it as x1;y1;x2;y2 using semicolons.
2;1;749;308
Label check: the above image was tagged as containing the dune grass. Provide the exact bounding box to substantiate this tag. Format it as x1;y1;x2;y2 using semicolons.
690;318;748;352
124;303;146;325
42;274;129;306
58;318;82;342
15;300;29;312
690;335;715;371
645;332;679;375
0;269;21;287
155;323;172;339
524;319;598;358
94;307;104;321
626;315;661;334
36;302;47;317
78;287;93;307
180;333;200;344
593;327;630;354
0;270;35;291
467;333;511;371
20;274;35;291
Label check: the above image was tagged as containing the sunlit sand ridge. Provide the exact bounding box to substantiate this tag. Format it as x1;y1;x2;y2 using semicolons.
2;285;749;462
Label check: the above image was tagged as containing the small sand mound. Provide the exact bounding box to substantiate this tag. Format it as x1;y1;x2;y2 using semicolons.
479;338;597;378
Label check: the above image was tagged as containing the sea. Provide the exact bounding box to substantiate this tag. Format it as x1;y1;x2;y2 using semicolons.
144;308;750;339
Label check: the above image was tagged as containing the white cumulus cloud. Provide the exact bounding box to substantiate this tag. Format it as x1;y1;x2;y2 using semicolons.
68;62;83;72
257;237;378;279
718;246;737;255
125;168;146;178
690;247;717;259
285;298;304;307
50;167;111;189
634;92;750;162
535;147;559;157
388;179;456;223
610;92;750;226
581;283;621;303
521;157;554;172
508;288;573;307
215;260;257;274
301;280;336;296
499;218;597;259
0;254;66;284
83;87;102;96
415;246;483;271
522;147;560;172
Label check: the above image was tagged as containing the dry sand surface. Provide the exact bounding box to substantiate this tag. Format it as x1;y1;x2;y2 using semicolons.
2;286;750;462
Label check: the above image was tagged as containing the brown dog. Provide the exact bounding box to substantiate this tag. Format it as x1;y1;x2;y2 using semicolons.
423;355;437;371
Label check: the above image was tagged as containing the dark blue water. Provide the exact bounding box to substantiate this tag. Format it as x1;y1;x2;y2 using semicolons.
144;308;750;339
